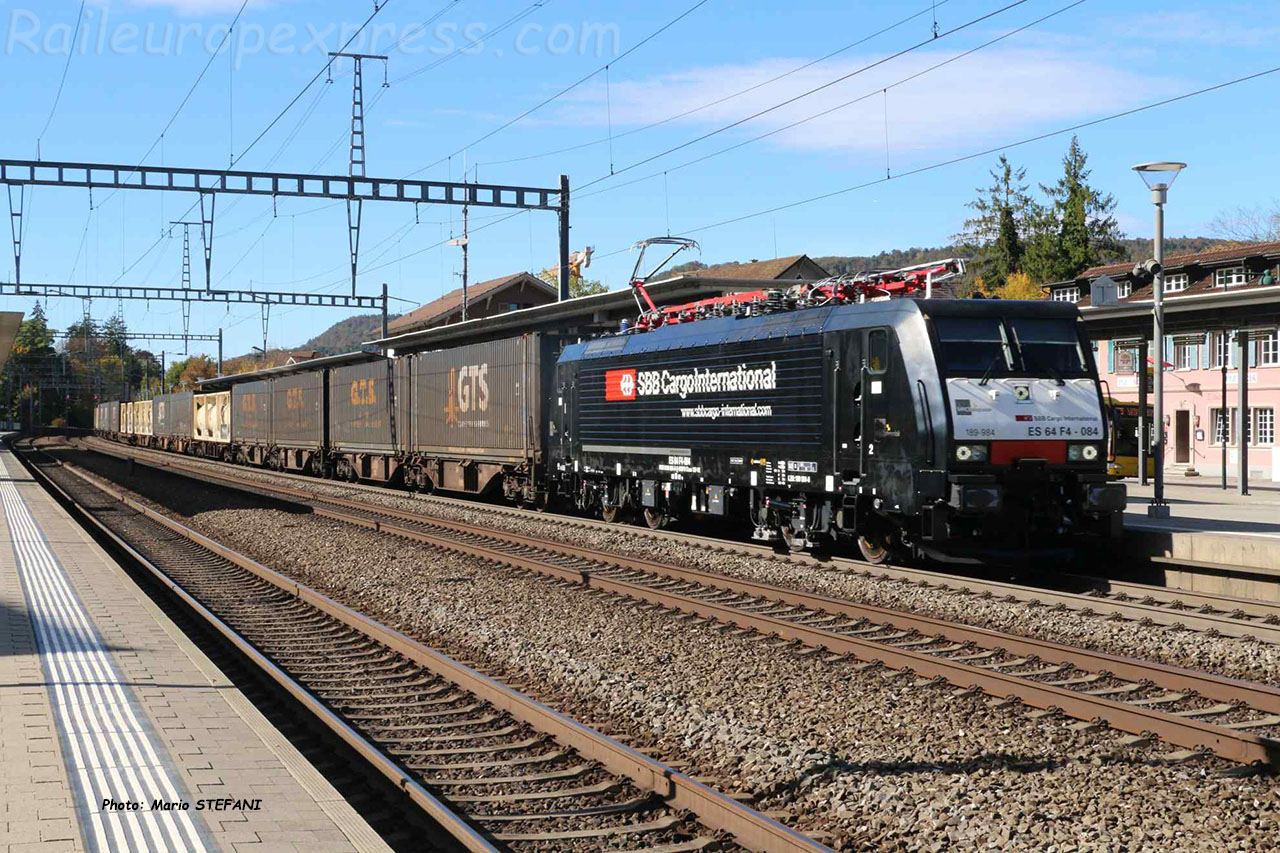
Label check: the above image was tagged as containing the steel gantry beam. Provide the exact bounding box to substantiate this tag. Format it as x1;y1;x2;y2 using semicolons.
0;157;570;299
1;282;385;309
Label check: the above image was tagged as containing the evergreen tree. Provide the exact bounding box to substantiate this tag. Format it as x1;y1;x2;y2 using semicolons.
103;314;129;355
1024;136;1125;282
956;156;1032;289
13;301;55;355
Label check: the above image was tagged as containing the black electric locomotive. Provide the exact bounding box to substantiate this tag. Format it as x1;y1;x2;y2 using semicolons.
551;297;1124;563
97;264;1124;563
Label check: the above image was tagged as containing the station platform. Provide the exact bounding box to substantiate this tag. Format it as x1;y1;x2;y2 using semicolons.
1121;478;1280;599
0;446;389;853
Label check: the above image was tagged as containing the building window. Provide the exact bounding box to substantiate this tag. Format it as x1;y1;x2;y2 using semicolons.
1175;342;1196;370
1117;281;1132;298
1210;332;1234;369
1164;273;1189;292
1211;408;1236;445
1053;286;1080;303
1257;408;1276;446
1215;266;1248;287
1258;329;1279;366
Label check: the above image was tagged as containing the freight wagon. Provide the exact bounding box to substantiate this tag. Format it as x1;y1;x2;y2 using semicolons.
95;274;1124;562
153;391;194;453
403;334;560;500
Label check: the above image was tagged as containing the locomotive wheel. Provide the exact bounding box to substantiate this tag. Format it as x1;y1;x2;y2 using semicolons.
857;534;892;565
643;507;666;530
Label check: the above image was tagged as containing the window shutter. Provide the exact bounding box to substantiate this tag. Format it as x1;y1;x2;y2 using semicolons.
1249;336;1259;367
1163;335;1174;369
1200;334;1211;369
1107;341;1115;373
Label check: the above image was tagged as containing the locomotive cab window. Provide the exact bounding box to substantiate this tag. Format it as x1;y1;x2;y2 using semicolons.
867;329;889;373
931;316;1011;376
1007;317;1087;376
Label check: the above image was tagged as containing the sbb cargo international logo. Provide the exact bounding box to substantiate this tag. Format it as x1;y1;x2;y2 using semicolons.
605;369;637;401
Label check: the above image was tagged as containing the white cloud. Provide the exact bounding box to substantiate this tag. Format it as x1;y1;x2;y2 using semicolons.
554;46;1179;163
88;0;279;16
1117;10;1280;48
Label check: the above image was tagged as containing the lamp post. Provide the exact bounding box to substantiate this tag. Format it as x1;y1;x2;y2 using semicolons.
1132;161;1186;518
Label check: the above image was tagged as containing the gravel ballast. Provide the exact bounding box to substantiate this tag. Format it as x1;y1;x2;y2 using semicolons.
101;440;1279;687
57;445;1280;851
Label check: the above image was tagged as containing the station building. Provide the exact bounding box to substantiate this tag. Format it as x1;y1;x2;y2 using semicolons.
1046;241;1280;482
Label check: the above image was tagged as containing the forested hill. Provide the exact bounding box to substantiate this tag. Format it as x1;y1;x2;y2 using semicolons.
815;237;1222;276
300;313;399;354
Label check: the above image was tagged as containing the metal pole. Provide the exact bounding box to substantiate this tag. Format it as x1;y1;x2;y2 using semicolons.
558;174;571;302
1149;187;1169;517
1238;329;1249;496
217;328;223;376
382;282;389;339
161;350;166;393
1137;339;1149;486
461;204;469;322
1221;331;1228;489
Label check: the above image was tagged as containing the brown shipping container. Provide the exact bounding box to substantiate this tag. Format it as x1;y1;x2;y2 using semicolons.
153;391;194;438
272;370;324;449
328;357;410;454
232;380;272;445
410;334;547;461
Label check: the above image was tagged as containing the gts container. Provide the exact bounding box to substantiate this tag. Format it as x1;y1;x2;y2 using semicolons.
328;356;411;482
406;333;556;496
271;371;324;449
231;380;272;465
153;392;194;451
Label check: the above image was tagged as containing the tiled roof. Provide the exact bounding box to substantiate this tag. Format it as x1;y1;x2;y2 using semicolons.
1050;241;1280;307
387;273;554;334
697;255;830;281
1075;241;1280;280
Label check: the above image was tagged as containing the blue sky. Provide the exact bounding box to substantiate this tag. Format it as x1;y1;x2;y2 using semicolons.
3;0;1279;358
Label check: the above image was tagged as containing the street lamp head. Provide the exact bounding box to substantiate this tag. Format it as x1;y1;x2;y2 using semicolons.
1132;161;1187;191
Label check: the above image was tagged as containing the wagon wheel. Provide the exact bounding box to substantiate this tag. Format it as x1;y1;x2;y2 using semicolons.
642;507;666;530
780;523;800;551
857;534;892;565
601;504;621;524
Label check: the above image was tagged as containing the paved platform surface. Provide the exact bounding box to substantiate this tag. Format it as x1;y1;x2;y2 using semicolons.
1124;479;1280;538
0;446;391;853
1119;478;1280;586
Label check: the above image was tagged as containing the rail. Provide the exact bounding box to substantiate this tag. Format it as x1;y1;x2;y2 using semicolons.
21;441;832;853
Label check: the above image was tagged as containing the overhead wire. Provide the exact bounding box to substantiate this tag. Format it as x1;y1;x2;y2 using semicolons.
592;62;1280;256
573;0;1089;202
482;0;957;168
572;0;1034;194
36;0;88;154
404;0;713;178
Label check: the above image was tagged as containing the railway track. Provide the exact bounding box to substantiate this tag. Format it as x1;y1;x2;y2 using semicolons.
57;439;1280;768
19;442;828;853
79;436;1280;644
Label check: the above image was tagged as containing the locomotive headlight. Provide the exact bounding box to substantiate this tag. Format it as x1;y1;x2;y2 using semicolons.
954;443;988;463
1068;443;1101;462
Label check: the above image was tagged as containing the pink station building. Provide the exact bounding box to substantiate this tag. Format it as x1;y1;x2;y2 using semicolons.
1046;241;1280;483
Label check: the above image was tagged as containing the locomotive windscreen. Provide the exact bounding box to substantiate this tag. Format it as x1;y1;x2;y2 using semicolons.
932;316;1010;374
932;315;1087;377
1006;317;1088;376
